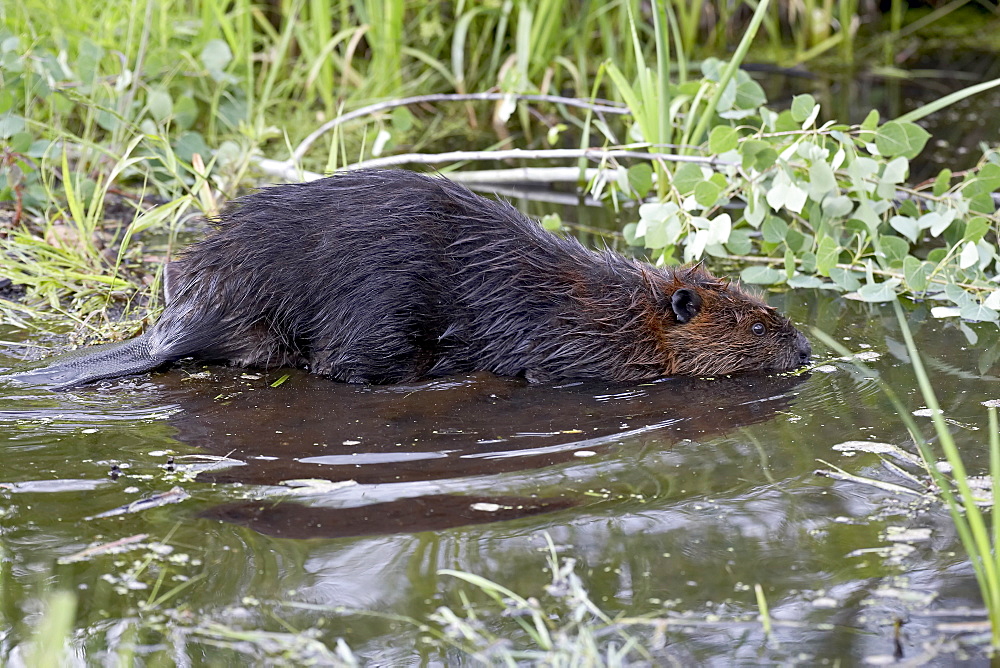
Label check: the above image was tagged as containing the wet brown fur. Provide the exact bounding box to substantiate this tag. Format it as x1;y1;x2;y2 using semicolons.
12;169;810;389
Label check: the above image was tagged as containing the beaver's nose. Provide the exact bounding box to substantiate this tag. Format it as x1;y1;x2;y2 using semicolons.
796;332;812;365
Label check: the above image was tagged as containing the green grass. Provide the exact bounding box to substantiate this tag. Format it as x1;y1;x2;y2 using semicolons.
432;535;652;664
3;6;1000;657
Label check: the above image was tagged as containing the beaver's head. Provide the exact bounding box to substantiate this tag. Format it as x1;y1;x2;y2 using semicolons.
653;266;811;377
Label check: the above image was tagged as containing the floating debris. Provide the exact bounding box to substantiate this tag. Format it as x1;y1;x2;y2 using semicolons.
846;543;916;565
884;527;932;543
835;440;900;454
0;478;107;493
172;454;246;474
86;486;190;520
811;597;839;609
58;533;150;564
832;440;923;467
470;502;504;512
277;479;358;495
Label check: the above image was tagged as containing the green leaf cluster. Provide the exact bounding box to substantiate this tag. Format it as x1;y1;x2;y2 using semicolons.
617;86;1000;322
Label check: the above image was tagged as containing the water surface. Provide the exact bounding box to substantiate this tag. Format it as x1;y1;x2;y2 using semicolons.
1;289;996;664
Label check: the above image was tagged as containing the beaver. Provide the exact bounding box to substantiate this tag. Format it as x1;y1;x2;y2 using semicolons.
10;169;810;389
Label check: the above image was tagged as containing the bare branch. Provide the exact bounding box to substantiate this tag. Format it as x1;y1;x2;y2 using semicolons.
291;92;629;164
339;148;731;171
253;148;733;190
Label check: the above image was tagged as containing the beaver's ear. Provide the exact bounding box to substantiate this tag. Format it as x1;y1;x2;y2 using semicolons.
671;288;702;323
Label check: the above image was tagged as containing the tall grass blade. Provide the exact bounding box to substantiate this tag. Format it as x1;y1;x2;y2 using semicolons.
754;583;772;636
59;151;96;261
991;405;1000;639
896;77;1000;123
892;301;1000;619
687;0;771;150
26;590;77;668
440;568;553;649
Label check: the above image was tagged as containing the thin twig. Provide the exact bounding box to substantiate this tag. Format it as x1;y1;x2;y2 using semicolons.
441;167;623;187
291;92;629;164
339;148;731;171
815;462;935;499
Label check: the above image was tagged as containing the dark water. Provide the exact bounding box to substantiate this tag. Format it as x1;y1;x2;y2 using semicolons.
1;288;997;664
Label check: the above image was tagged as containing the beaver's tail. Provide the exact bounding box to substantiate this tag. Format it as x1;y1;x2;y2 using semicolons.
5;333;174;390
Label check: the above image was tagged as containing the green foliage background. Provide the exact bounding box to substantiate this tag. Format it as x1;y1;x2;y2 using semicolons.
2;0;1000;331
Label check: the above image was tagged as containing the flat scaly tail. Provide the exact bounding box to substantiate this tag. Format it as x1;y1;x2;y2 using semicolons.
5;333;169;390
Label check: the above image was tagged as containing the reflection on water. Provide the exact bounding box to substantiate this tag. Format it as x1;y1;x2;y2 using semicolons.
203;493;578;539
1;291;1000;663
156;370;809;537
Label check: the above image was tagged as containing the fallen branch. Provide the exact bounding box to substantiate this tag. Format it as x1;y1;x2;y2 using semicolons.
339;148;730;171
254;149;730;186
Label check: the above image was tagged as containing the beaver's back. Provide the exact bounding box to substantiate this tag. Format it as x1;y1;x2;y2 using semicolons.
150;170;605;382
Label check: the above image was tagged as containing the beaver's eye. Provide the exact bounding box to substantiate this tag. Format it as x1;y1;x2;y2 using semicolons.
751;322;767;336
